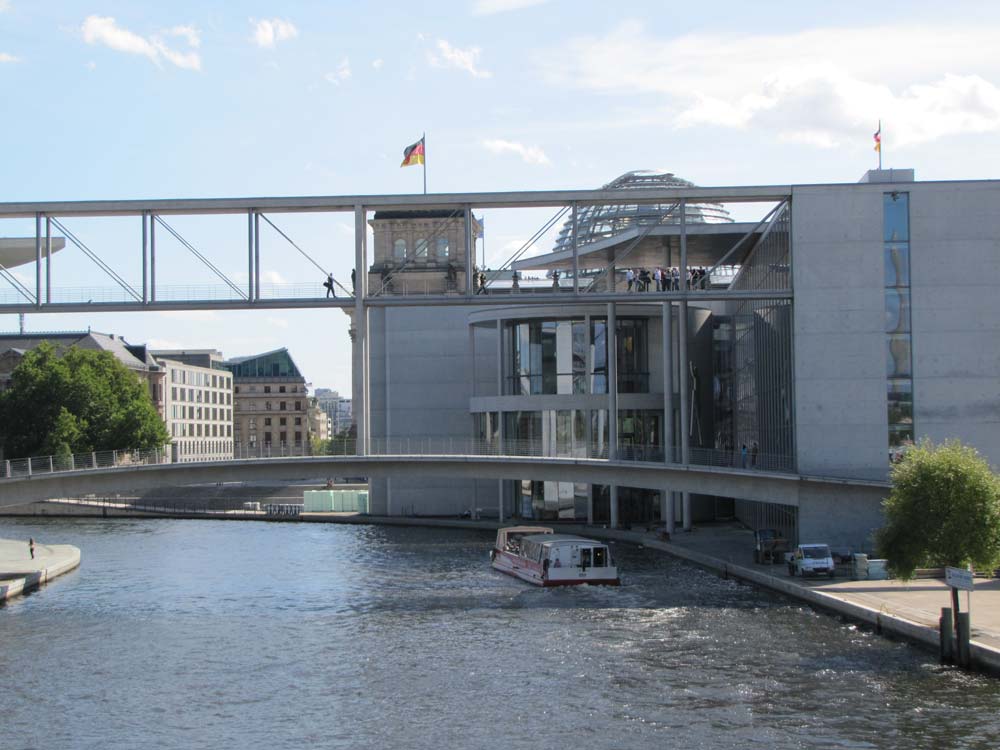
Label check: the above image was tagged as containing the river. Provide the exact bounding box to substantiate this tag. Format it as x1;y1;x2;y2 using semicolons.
1;518;999;749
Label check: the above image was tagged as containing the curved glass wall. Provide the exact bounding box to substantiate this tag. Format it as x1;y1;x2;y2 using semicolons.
503;317;648;396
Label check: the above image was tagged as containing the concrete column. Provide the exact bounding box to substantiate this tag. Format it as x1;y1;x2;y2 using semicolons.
610;484;619;529
586;484;594;525
662;301;673;463
254;211;261;301
45;216;52;304
571;201;579;294
679;199;691;530
663;489;675;534
464;205;474;296
608;301;619;529
247;210;255;302
141;213;148;304
354;204;368;456
607;302;618;461
496;319;503;398
34;213;41;307
150;215;157;302
469;324;476;401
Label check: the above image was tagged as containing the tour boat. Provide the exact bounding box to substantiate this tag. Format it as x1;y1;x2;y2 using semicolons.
490;526;620;587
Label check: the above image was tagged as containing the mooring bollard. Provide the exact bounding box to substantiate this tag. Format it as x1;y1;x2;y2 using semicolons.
940;607;954;664
956;611;972;669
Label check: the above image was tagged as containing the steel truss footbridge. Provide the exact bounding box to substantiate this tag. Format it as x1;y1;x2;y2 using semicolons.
0;184;816;528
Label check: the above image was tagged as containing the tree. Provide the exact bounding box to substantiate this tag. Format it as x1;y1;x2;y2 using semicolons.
876;439;1000;580
0;343;170;458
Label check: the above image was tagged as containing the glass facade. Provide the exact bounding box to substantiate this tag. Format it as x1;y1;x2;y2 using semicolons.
503;317;648;396
884;193;914;458
713;205;795;470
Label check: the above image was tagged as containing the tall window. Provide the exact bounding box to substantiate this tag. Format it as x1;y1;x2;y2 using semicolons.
884;192;914;460
393;239;407;259
436;237;449;258
415;238;428;258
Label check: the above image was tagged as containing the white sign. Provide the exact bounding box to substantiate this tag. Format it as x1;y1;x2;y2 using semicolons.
946;566;975;591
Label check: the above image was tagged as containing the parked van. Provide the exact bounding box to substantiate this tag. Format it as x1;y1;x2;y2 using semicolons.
787;544;836;578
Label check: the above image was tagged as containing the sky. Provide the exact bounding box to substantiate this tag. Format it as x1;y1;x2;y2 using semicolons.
3;0;1000;394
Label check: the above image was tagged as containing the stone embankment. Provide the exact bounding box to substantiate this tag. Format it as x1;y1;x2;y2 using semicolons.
0;538;81;602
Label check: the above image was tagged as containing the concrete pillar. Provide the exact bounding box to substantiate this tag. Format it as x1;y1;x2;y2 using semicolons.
141;213;148;304
586;484;594;525
150;215;157;302
254;211;261;301
679;200;691;530
663;489;675;534
464;205;474;296
34;213;41;308
662;301;673;463
607;302;618;461
610;484;619;529
571;202;579;294
354;204;368;456
247;210;255;302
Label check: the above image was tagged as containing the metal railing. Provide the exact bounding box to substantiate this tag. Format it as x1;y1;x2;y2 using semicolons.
1;439;795;480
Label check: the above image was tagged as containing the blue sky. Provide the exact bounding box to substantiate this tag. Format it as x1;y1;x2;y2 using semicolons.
3;0;1000;393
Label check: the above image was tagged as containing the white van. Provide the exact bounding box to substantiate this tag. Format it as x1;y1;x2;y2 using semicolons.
787;544;836;578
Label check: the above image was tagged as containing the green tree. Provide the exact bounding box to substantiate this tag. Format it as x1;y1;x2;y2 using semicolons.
0;343;170;458
876;439;1000;579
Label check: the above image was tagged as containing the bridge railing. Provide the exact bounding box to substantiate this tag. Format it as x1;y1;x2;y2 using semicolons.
1;440;795;480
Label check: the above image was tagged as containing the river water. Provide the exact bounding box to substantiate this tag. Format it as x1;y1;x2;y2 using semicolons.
2;518;999;749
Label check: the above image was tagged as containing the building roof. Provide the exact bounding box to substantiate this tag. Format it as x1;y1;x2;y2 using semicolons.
372;210;465;220
0;237;67;269
223;347;305;380
0;331;149;371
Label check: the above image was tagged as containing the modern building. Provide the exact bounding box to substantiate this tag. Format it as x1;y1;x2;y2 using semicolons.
224;348;312;456
148;349;234;462
352;169;1000;548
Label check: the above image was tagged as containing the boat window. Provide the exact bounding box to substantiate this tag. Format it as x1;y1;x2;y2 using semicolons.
579;548;591;568
593;547;607;567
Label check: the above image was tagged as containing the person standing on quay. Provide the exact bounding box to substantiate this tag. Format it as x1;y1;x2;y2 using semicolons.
28;538;35;560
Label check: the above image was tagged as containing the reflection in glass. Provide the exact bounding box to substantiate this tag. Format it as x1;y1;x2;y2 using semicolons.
885;289;911;334
884;244;910;287
886;335;912;378
883;192;909;243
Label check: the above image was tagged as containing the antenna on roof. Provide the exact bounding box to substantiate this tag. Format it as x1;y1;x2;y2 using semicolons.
18;313;25;335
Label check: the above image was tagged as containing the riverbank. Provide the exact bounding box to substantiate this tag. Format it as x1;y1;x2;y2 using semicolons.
0;537;81;602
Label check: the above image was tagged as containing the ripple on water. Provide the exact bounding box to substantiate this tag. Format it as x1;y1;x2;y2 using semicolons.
1;518;1000;750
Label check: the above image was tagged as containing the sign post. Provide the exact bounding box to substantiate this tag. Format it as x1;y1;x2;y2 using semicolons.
945;566;974;668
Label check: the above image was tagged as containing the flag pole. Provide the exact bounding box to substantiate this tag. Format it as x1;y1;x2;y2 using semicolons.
878;120;882;170
422;132;427;195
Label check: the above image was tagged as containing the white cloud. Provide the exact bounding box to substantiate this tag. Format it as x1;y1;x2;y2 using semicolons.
80;16;201;71
324;58;351;85
0;1;10;12
539;22;1000;148
372;58;383;70
482;138;550;165
428;39;491;79
265;316;289;329
250;18;298;49
473;0;546;15
0;52;19;63
260;270;288;284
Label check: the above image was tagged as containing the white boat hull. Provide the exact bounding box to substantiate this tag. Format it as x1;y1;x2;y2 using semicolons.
491;549;619;587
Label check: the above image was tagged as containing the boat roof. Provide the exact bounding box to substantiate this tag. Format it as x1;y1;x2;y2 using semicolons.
523;534;607;545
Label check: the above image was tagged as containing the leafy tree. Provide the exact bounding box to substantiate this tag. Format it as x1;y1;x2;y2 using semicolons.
876;439;1000;580
0;343;170;458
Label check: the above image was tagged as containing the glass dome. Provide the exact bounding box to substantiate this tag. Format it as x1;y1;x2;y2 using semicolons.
552;170;732;252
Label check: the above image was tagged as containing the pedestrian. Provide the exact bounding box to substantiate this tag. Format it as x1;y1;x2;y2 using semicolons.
351;268;356;293
653;267;662;291
323;273;335;298
28;537;35;560
626;268;635;292
741;443;748;468
751;440;759;467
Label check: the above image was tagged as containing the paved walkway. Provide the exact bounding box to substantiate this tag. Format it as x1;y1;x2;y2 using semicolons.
645;522;1000;654
0;537;81;601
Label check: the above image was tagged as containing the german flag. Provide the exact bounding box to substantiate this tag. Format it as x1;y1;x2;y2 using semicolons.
401;137;425;167
874;122;881;152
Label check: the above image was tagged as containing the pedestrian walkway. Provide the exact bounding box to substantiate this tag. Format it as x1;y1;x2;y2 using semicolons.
0;537;81;601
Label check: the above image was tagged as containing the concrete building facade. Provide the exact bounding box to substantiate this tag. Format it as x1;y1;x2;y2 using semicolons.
352;170;1000;549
